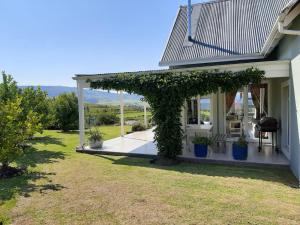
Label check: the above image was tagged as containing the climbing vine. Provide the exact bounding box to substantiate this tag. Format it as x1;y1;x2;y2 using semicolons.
89;68;264;160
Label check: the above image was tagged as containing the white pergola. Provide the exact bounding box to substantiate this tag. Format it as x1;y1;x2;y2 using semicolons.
73;61;289;148
73;74;149;148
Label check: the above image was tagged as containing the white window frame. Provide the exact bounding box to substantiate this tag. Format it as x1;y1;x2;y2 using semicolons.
186;95;213;127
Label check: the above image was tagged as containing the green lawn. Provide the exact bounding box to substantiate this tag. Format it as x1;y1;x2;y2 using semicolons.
122;111;152;121
1;129;300;225
89;125;132;140
85;104;152;125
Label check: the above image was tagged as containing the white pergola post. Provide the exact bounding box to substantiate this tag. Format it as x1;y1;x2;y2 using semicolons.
120;91;125;136
243;86;249;135
77;81;85;147
143;101;148;128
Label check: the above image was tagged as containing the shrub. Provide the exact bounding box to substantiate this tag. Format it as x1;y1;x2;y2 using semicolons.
96;113;119;125
20;86;52;131
132;123;146;132
53;93;79;131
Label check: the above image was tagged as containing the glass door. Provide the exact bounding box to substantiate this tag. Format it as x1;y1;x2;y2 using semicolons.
225;89;245;138
246;84;269;140
225;83;269;140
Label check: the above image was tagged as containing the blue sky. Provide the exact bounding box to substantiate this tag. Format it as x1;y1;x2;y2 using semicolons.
0;0;205;86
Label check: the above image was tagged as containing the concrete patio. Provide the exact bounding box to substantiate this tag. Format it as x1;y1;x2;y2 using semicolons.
77;129;157;157
77;129;289;167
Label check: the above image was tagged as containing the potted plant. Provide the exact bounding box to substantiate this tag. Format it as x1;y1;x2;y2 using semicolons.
88;127;103;149
232;136;248;160
192;134;212;158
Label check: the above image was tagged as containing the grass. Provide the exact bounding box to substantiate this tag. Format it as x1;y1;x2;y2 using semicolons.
87;125;132;140
1;129;300;225
85;104;152;124
122;111;152;121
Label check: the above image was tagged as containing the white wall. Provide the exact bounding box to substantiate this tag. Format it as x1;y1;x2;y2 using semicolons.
290;55;300;183
277;15;300;184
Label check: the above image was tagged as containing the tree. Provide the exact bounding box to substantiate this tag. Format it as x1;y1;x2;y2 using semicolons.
96;113;119;125
0;97;40;171
53;93;79;131
21;86;53;131
0;71;20;102
90;68;264;161
0;72;45;136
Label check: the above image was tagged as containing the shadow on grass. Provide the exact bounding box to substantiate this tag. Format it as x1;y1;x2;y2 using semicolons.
16;146;65;168
0;137;67;219
96;155;299;188
0;171;66;203
31;135;66;147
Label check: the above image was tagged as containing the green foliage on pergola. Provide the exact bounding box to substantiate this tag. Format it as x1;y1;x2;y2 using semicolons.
89;68;265;159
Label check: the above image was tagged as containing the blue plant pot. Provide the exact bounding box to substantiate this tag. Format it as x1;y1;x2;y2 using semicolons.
232;143;248;160
194;144;208;158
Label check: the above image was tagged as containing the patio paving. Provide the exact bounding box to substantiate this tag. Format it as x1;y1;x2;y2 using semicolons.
77;129;289;166
78;129;157;156
183;143;290;166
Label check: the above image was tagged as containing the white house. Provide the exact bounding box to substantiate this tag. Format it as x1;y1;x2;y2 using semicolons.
74;0;300;184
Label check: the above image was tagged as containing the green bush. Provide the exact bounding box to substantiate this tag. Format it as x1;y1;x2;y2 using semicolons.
132;123;146;132
53;93;79;131
21;86;52;132
96;113;119;125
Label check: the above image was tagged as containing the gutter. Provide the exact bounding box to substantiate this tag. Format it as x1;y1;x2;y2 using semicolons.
159;54;264;67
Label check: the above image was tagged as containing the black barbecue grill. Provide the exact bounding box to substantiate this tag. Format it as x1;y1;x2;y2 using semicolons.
255;117;279;152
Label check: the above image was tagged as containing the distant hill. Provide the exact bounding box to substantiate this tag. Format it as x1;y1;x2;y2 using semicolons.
19;86;143;105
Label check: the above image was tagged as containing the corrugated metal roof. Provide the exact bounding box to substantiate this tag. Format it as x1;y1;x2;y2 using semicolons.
160;0;291;67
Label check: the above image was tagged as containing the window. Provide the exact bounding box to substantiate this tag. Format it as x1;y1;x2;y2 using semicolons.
200;97;211;124
187;96;212;125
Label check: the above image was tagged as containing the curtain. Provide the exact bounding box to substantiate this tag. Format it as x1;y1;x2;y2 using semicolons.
226;91;237;114
250;85;260;119
250;84;268;120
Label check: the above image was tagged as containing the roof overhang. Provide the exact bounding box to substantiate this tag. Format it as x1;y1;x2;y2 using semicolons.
159;54;264;67
74;60;290;89
261;0;300;56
